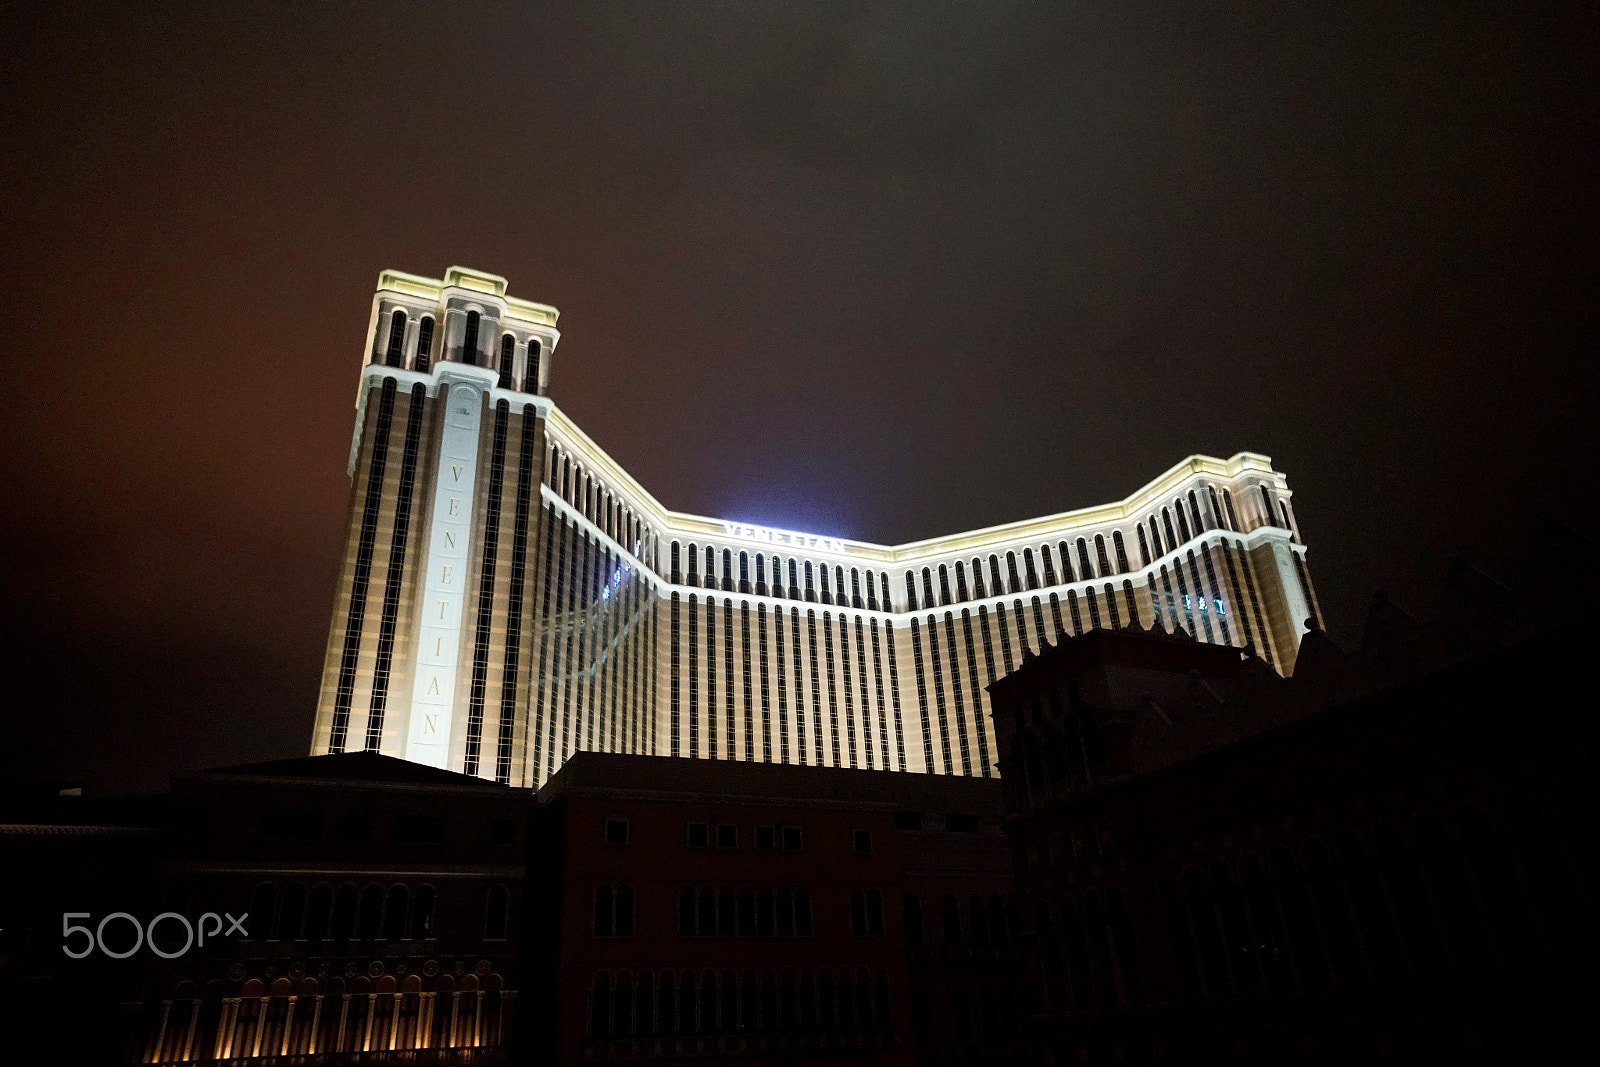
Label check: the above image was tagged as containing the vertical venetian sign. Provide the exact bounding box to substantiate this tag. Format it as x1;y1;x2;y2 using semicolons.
406;380;484;768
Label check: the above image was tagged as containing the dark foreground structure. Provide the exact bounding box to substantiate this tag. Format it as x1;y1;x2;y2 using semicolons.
2;533;1592;1064
990;538;1596;1063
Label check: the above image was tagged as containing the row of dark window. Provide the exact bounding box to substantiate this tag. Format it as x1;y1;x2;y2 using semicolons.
904;893;1018;950
670;541;894;611
589;967;893;1040
686;821;804;850
547;445;656;570
240;881;511;944
372;308;544;395
675;887;816;937
910;982;1028;1046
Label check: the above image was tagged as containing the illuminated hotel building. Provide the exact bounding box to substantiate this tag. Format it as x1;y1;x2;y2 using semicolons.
312;267;1323;788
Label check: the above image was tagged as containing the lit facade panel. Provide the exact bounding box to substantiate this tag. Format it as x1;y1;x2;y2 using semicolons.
313;268;1322;788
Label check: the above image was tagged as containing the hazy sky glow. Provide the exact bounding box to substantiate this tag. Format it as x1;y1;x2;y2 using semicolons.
2;2;1593;789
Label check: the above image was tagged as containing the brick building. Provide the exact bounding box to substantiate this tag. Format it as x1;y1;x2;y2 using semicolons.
524;752;1022;1064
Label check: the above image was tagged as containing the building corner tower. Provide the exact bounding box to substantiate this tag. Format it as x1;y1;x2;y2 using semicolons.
313;267;560;782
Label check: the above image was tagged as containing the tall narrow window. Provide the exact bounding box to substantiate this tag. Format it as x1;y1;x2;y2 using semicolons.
1208;485;1228;531
385;309;407;367
1095;534;1113;577
1112;531;1130;573
1137;527;1151;567
1076;539;1094;580
415;317;434;372
904;571;917;611
526;339;542;393
1057;542;1075;583
1023;549;1039;589
499;334;515;389
462;310;481;365
1040;547;1057;586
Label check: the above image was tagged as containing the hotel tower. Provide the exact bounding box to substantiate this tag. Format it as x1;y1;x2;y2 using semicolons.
312;267;1323;787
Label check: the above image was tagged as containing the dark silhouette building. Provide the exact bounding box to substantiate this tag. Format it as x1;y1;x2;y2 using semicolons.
988;540;1595;1063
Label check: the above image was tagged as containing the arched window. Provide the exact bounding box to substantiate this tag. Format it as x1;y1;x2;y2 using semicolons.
250;882;279;941
306;883;333;940
1006;552;1022;593
1057;542;1075;583
1259;485;1275;527
1040;546;1057;586
331;884;358;939
1174;499;1192;541
921;568;936;608
1162;509;1177;550
1188;490;1205;533
938;565;952;606
851;567;863;608
382;884;409;940
411;885;436;939
903;894;923;946
1095;534;1113;576
739;551;750;594
385;309;407;367
1023;548;1040;589
905;571;918;611
498;334;515;388
616;886;635;936
969;895;989;947
1076;538;1094;580
722;549;733;592
461;310;481;365
671;542;682;584
1208;485;1229;531
415;316;434;372
357;884;383;939
278;883;306;941
942;895;962;945
526;339;542;393
485;885;510;940
1112;531;1130;572
1137;527;1151;567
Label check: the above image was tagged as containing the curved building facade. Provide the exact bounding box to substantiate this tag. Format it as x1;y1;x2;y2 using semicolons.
312;268;1323;787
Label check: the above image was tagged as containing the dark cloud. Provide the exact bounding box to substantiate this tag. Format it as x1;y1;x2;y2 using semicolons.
2;1;1594;790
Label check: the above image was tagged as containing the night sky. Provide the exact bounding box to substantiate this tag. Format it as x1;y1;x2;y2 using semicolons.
3;3;1594;792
